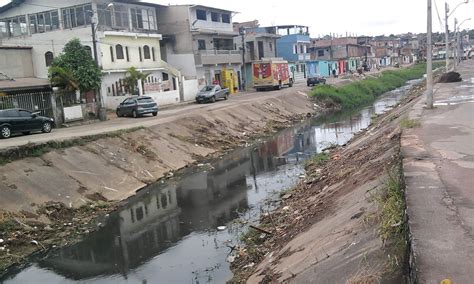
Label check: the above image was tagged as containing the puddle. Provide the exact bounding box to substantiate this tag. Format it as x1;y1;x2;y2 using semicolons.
0;80;420;284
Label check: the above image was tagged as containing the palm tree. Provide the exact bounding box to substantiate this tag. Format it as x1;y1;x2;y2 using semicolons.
48;66;81;102
124;67;150;96
48;66;79;92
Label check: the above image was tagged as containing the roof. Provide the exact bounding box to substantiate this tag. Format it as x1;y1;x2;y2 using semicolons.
165;4;237;13
0;0;26;14
0;77;50;92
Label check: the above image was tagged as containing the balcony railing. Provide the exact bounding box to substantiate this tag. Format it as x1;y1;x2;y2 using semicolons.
194;49;242;65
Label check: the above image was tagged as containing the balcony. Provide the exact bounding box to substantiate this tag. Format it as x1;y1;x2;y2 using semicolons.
194;50;242;66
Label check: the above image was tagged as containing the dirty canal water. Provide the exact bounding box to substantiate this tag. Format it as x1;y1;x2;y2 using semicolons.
1;81;419;284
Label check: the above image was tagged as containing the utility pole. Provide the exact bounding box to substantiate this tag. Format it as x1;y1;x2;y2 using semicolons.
445;2;450;70
89;11;107;121
239;27;246;91
453;18;458;70
427;0;434;109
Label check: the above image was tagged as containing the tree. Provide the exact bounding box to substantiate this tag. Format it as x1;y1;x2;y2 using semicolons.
123;67;150;95
48;38;101;93
48;66;79;92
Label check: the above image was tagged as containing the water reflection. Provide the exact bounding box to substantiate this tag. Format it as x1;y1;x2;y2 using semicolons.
1;81;418;284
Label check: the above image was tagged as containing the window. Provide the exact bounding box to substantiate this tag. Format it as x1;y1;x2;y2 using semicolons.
269;42;273;51
45;51;54;67
18;110;32;117
318;49;324;57
152;47;155;61
3;110;19;117
110;46;114;62
296;64;300;72
131;8;155;30
112;5;129;28
294;44;298;54
162;72;169;81
211;12;219;22
143;45;150;59
300;45;304;54
161;194;168;209
135;207;144;221
221;14;230;23
139;47;142;61
198;39;206;50
0;15;28;37
126;46;130;61
116;44;124;60
62;4;92;29
196;9;207;20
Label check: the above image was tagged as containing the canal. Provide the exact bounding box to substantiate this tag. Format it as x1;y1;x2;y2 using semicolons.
0;81;419;284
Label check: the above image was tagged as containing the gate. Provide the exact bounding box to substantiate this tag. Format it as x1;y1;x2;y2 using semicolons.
0;91;54;118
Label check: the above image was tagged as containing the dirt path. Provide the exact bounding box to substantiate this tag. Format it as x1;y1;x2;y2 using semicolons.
231;82;426;283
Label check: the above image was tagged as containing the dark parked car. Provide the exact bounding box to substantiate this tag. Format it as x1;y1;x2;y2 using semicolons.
195;85;229;103
116;96;158;118
0;108;55;139
307;75;327;87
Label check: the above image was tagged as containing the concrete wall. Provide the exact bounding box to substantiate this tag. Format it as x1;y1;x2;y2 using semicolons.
234;35;277;62
0;27;92;78
277;34;310;63
166;54;197;79
183;79;199;101
106;90;180;109
156;6;193;54
188;6;233;32
99;33;163;72
0;47;34;78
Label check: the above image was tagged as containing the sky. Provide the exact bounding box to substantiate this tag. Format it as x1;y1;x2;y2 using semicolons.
0;0;473;36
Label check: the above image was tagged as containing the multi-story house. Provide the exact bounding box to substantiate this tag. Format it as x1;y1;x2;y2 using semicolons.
233;21;280;89
307;37;371;78
259;25;310;83
156;4;242;92
0;0;182;110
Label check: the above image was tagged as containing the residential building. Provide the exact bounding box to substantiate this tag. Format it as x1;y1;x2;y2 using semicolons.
0;0;183;110
308;37;371;77
233;21;280;89
263;25;310;83
156;4;242;92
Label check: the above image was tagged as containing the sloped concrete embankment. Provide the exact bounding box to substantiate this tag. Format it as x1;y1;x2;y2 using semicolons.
0;93;313;215
234;86;426;283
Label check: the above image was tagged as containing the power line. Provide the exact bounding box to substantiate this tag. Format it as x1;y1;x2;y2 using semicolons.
433;0;444;31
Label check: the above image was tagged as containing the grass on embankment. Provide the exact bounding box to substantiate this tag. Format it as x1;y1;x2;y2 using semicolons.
311;63;443;110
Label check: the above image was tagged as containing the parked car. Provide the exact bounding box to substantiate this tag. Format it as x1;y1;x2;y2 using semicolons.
0;108;55;139
307;75;326;87
116;96;158;118
195;85;229;103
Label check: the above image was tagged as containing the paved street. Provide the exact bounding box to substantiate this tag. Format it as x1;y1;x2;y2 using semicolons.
0;85;309;150
402;59;474;283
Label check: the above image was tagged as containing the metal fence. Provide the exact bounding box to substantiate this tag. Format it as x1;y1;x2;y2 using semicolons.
0;91;54;118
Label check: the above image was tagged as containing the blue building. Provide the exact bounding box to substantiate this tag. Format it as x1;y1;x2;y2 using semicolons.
264;25;311;83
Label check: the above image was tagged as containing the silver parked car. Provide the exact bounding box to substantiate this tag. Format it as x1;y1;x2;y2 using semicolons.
195;85;230;103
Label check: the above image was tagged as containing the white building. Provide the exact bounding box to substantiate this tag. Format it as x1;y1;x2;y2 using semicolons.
156;5;242;92
0;0;191;109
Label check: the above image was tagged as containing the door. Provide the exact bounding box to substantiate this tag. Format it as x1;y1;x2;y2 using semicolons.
18;109;41;130
122;98;136;116
3;109;24;132
257;41;264;60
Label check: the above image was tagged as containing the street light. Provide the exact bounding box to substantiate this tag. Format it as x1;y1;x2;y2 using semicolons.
455;18;471;66
445;0;470;70
87;3;114;121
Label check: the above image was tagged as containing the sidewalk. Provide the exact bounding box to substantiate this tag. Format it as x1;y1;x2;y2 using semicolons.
402;59;474;283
